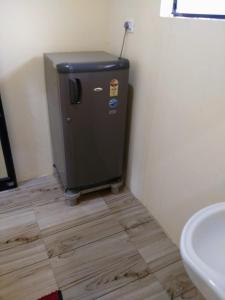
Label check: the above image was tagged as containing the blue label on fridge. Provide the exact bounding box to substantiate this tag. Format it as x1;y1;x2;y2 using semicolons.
109;98;119;109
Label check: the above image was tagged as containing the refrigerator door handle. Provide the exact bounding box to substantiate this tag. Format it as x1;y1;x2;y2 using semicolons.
69;78;82;104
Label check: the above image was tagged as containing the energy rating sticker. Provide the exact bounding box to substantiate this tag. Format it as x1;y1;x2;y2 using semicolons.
110;79;119;97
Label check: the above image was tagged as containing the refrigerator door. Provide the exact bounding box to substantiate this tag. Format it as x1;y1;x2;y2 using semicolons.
59;70;129;190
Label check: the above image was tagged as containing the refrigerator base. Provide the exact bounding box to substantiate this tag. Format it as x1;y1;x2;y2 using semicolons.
64;180;123;206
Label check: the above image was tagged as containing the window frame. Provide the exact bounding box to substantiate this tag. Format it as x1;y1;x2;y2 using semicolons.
0;95;17;191
172;0;225;19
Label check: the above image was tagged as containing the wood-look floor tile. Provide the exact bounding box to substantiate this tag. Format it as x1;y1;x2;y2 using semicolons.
21;174;59;188
97;274;170;300
0;175;200;300
126;218;163;247
138;229;180;272
114;204;152;231
0;260;58;300
174;288;205;300
102;189;141;213
51;232;150;300
0;189;32;213
0;209;40;251
34;197;110;237
108;201;179;274
120;209;180;273
0;239;48;276
154;261;194;299
0;175;63;213
8;175;65;208
27;180;65;207
44;214;124;258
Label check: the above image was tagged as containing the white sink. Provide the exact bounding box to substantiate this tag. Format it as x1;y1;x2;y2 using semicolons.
180;203;225;300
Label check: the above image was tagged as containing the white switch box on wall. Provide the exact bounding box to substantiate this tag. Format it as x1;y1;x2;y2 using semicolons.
124;20;134;33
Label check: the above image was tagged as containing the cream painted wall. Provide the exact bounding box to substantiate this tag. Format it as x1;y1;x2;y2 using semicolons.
0;0;108;181
106;0;225;245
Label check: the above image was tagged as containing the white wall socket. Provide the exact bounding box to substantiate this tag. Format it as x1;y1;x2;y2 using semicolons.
124;20;134;33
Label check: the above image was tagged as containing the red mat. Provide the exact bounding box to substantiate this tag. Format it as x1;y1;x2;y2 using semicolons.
38;291;63;300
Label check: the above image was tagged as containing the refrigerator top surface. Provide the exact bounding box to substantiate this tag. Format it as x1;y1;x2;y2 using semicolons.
44;51;129;73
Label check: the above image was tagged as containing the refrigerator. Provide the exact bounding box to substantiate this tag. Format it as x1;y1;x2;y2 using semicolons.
44;52;129;199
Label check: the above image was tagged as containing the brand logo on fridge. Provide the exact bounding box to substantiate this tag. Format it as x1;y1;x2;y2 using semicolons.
109;98;119;109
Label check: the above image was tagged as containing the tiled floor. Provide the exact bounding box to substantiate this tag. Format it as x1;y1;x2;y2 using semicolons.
0;175;205;300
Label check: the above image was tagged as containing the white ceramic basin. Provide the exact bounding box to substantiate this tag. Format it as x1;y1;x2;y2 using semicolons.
180;203;225;300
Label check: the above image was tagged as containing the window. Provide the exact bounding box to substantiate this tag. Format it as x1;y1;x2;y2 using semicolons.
173;0;225;19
